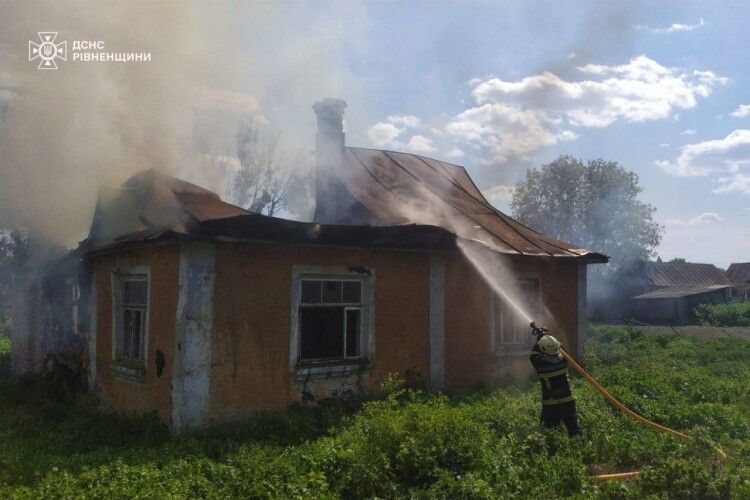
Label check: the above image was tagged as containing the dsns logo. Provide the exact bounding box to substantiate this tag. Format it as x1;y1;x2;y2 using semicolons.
28;32;67;70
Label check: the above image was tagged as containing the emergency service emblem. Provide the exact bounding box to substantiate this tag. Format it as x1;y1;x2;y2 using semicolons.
28;32;67;70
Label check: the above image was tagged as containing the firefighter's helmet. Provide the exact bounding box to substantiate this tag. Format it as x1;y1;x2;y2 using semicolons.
538;334;561;355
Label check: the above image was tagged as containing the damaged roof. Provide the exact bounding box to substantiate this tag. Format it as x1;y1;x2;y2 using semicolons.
85;159;606;262
727;262;750;285
85;169;249;247
642;261;732;287
84;169;455;254
338;147;606;261
87;216;456;255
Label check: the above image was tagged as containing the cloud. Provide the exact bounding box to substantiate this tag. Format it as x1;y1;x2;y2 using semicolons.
367;114;427;149
405;134;436;153
665;212;725;226
387;115;421;127
446;55;724;165
731;104;750;118
635;17;704;34
656;129;750;177
446;103;578;164
713;173;750;195
367;122;404;148
444;147;465;159
681;128;697;135
481;183;515;208
659;143;670;148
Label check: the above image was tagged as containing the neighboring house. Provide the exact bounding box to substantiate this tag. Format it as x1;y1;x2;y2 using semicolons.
726;263;750;301
12;98;607;431
628;261;732;324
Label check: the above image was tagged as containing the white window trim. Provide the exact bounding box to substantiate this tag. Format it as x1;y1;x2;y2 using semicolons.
343;306;362;359
490;274;540;358
290;265;375;379
110;265;151;381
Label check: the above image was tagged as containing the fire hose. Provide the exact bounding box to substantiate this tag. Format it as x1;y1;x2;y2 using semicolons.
530;323;726;482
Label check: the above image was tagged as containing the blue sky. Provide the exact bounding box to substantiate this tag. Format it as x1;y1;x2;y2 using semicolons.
0;1;748;266
318;1;749;268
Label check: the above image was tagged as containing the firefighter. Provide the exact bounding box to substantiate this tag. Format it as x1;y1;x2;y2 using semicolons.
529;330;581;436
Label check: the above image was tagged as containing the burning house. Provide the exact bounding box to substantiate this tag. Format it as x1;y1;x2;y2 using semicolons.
12;99;607;430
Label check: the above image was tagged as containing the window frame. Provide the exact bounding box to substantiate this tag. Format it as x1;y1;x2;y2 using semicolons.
491;276;541;357
298;277;364;362
290;266;375;378
111;266;151;379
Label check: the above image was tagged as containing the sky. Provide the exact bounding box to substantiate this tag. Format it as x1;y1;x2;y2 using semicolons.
0;1;748;267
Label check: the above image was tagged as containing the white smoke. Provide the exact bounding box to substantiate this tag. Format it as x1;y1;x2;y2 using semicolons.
0;1;372;246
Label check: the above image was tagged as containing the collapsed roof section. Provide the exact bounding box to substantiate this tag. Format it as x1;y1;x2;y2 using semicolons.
85;169;249;248
89;214;456;255
82;169;456;255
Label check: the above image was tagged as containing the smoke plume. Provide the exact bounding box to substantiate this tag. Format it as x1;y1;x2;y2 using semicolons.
0;1;370;246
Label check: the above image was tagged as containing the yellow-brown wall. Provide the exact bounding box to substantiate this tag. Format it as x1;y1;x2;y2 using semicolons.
91;241;582;425
443;253;581;389
92;245;179;422
209;241;432;422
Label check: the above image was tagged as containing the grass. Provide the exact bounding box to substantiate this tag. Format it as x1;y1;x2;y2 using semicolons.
0;325;749;498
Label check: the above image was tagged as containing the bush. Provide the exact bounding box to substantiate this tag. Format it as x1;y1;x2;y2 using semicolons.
0;336;10;378
695;302;750;327
0;325;748;497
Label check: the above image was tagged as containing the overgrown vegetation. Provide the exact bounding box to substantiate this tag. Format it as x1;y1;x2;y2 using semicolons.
1;326;748;498
695;302;750;327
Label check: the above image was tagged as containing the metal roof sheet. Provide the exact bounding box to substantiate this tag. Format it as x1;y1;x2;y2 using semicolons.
631;285;730;300
727;262;750;285
86;169;250;246
341;147;606;261
642;261;732;287
86;216;456;255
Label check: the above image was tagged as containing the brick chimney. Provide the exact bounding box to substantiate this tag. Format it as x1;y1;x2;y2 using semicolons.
313;97;347;157
312;98;348;223
312;98;378;225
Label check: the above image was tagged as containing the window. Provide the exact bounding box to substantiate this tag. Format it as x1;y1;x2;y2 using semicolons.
298;278;363;362
494;278;539;356
114;274;149;368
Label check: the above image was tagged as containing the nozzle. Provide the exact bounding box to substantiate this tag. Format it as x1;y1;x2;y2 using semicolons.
529;321;549;337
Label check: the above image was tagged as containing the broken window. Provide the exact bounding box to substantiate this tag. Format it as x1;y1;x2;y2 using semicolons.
494;278;539;355
298;278;363;362
115;274;148;367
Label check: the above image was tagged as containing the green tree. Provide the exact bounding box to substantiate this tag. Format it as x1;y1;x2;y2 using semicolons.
511;155;662;275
